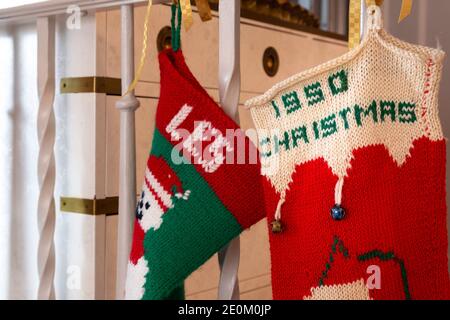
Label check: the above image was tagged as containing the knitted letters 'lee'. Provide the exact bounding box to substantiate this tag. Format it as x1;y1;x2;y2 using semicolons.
245;6;450;300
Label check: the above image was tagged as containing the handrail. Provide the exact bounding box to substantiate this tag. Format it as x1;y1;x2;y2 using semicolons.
0;0;168;22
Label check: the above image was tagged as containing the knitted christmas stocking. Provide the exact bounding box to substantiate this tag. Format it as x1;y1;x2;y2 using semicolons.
246;6;450;300
125;4;266;300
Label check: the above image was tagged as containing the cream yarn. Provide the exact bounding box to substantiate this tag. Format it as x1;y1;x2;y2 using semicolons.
245;6;445;213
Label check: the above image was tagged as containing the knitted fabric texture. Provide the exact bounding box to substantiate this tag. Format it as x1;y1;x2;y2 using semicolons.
245;6;450;300
125;49;266;300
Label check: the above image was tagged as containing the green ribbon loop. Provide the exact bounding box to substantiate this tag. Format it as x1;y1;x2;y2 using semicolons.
171;3;182;51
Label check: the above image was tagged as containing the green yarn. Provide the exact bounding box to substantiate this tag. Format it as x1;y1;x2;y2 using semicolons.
320;113;338;138
316;237;411;299
171;5;176;48
257;99;419;161
171;3;182;51
398;102;417;123
304;82;325;106
354;101;378;126
271;100;281;118
328;69;348;96
380;100;396;122
282;91;302;114
357;249;411;300
259;137;272;158
166;285;185;300
318;236;350;286
274;131;290;153
338;107;352;130
142;129;242;300
312;121;320;140
291;125;309;147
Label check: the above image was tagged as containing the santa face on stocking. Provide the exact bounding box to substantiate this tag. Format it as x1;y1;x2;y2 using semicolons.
136;155;190;233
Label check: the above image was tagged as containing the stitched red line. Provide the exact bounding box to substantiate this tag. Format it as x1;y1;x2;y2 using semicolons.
421;58;434;136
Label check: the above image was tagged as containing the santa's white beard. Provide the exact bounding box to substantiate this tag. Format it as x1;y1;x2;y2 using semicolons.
125;257;149;300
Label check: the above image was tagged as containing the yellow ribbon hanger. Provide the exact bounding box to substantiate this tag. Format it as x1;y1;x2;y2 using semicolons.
348;0;363;50
348;0;413;50
398;0;413;23
179;0;194;31
124;0;153;96
124;0;195;96
195;0;212;22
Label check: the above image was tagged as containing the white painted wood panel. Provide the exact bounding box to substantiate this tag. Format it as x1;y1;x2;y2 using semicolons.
105;214;118;300
240;23;348;94
54;12;100;300
106;4;347;96
187;269;272;300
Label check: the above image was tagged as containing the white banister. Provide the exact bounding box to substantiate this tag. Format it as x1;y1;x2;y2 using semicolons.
36;16;56;300
0;0;169;23
217;0;241;301
115;4;140;300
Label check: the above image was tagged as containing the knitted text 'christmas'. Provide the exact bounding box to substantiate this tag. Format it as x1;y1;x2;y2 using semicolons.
125;5;266;300
245;6;450;300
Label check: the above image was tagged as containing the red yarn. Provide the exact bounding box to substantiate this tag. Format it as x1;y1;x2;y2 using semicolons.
156;50;265;229
268;138;450;300
130;220;145;265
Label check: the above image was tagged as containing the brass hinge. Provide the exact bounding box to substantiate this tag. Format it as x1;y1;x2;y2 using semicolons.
60;196;119;216
60;77;121;95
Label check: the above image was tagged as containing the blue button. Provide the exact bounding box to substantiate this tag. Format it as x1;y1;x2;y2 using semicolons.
331;204;345;221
